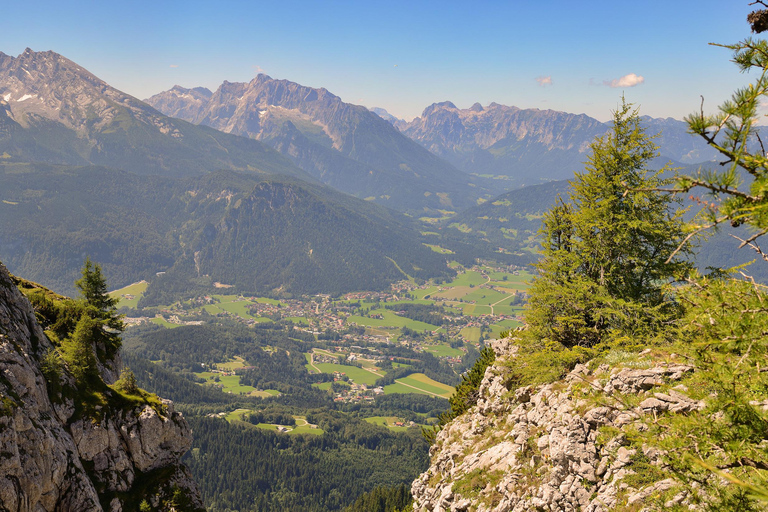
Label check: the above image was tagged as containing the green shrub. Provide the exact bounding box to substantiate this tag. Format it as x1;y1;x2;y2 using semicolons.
423;345;496;443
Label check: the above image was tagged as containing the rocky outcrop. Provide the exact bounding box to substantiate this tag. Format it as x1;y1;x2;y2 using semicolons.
411;339;701;512
0;262;203;512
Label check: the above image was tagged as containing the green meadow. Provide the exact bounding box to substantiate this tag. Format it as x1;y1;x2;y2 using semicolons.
347;309;438;331
110;281;148;308
310;362;382;386
363;416;411;431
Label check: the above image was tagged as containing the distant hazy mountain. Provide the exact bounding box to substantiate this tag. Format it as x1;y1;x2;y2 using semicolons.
145;77;482;213
399;102;719;186
0;163;452;299
369;107;407;129
0;49;306;179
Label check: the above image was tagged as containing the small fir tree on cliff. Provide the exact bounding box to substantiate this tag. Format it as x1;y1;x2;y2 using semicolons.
525;99;693;349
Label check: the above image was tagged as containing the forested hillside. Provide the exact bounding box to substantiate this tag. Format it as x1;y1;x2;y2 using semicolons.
0;163;452;298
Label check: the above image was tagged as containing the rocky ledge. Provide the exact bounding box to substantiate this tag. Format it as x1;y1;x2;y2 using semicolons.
411;339;704;512
0;262;203;512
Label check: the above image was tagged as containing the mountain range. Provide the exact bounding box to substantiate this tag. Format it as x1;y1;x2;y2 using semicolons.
0;47;739;301
145;78;480;213
147;76;720;200
395;101;720;186
0;49;308;180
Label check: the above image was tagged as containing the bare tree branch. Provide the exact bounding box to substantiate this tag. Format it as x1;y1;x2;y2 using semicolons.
666;216;728;264
731;233;768;263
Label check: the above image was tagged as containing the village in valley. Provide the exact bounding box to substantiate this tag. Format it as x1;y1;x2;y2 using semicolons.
113;261;530;408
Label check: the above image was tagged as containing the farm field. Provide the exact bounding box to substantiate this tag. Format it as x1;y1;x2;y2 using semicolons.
214;300;258;318
431;286;473;301
411;286;439;299
224;410;323;435
290;417;324;435
424;244;454;254
363;416;411;431
490;319;524;338
196;372;257;395
310;362;382;386
492;304;524;316
460;304;492;316
110;281;148;308
447;271;488;288
217;357;246;371
423;343;463;358
384;373;454;398
251;389;281;398
151;317;181;329
460;326;482;342
401;373;454;396
461;288;510;305
347;309;438;331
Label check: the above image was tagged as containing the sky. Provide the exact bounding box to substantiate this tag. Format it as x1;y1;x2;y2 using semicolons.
0;0;756;122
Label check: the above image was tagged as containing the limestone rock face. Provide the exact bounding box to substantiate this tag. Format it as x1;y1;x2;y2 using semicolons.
411;338;697;512
0;262;202;511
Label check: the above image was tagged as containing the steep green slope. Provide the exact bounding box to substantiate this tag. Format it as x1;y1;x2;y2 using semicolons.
429;180;569;264
0;163;452;298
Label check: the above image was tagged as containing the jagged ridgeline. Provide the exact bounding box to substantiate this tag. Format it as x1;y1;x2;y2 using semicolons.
0;163;452;299
0;49;307;180
399;101;717;186
0;262;204;511
145;75;483;214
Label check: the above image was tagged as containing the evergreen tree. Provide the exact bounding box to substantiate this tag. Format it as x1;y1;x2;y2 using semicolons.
526;99;692;348
680;17;768;249
661;5;768;507
76;257;120;314
75;257;124;356
61;314;100;383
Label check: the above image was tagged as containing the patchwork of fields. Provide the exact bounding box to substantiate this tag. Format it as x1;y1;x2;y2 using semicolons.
116;263;531;403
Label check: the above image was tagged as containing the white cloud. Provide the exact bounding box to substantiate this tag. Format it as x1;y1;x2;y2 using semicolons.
604;73;644;88
169;64;179;68
536;75;552;87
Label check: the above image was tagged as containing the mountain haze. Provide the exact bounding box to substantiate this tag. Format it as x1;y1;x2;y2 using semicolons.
146;77;483;213
400;101;719;186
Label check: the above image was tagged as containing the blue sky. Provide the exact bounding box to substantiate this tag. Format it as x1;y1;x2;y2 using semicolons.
0;0;755;121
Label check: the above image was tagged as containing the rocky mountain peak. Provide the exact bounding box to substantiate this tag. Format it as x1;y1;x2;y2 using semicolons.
469;102;484;112
399;100;718;185
0;47;162;134
145;74;479;213
419;101;459;118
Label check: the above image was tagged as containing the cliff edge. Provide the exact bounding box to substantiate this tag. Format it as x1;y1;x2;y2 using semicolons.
0;261;203;512
412;338;706;512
